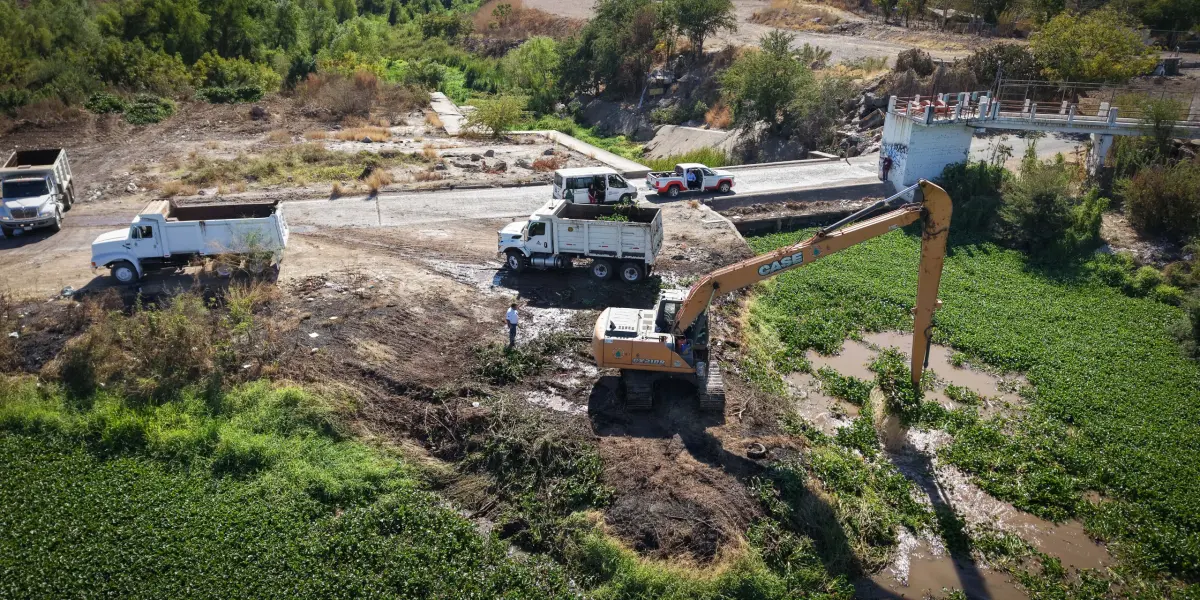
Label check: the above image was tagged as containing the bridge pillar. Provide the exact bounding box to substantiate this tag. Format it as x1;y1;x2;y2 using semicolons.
1087;133;1114;177
881;103;975;196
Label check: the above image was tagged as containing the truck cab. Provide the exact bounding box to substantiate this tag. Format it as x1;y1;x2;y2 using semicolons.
0;149;74;237
552;167;638;204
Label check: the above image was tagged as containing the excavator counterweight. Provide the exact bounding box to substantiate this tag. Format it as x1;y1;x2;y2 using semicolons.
592;180;952;412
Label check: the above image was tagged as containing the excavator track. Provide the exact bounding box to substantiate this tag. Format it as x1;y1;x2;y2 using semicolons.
698;364;725;413
621;369;657;411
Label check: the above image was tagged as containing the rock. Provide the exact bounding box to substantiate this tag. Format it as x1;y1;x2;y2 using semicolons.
672;254;686;260
125;182;138;193
434;162;448;171
483;149;495;157
361;136;373;143
858;108;884;130
515;158;531;169
452;161;480;171
492;160;507;172
249;105;268;120
470;153;482;161
543;148;556;156
580;98;655;141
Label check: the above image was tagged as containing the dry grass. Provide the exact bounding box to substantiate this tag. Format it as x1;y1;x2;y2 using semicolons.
750;0;843;30
705;102;734;129
330;182;347;198
304;130;329;140
425;111;444;129
14;98;86;125
364;170;394;193
332;126;391;142
414;170;443;182
421;143;439;161
296;72;428;121
266;130;292;143
473;0;583;40
217;181;248;195
531;156;567;172
160;181;198;197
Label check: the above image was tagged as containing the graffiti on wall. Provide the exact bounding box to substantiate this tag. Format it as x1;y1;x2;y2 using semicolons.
879;142;907;182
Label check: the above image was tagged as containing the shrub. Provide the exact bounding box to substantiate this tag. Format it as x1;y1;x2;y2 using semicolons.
93;39;192;96
964;43;1038;85
465;94;525;138
0;88;32;115
1152;284;1186;306
1130;266;1165;296
198;86;264;104
191;51;282;94
997;149;1104;254
935;161;1006;235
85;92;128;114
894;48;934;77
1121;160;1200;242
1173;291;1200;359
124;94;175;125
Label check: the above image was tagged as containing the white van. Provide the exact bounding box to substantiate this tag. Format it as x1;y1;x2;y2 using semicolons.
552;167;638;204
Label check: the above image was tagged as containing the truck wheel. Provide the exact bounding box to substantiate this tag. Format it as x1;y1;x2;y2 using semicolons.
506;251;529;273
619;194;632;204
64;183;75;211
667;186;681;198
591;259;614;280
48;208;63;233
110;261;138;284
619;262;643;283
718;181;731;193
0;225;14;238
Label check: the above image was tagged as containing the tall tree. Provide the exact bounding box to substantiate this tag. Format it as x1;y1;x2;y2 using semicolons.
720;30;814;133
1030;8;1158;83
503;36;560;113
667;0;735;57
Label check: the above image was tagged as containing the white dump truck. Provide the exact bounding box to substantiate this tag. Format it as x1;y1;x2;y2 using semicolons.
0;149;75;237
91;199;289;284
498;200;663;283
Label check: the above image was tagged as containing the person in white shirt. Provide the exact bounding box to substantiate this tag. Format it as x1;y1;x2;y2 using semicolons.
505;303;519;348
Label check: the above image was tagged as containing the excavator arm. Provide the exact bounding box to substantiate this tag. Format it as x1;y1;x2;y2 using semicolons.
671;179;952;388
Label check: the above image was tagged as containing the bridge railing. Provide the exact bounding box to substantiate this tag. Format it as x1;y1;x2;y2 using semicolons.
890;93;1200;130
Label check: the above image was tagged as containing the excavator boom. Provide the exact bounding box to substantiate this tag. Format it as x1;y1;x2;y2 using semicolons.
591;179;952;412
669;180;952;386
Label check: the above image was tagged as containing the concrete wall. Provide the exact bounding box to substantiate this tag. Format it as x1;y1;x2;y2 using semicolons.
881;112;974;195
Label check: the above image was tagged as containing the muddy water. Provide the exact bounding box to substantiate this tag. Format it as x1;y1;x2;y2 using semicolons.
858;537;1026;600
801;331;1111;596
784;372;859;436
861;331;1025;417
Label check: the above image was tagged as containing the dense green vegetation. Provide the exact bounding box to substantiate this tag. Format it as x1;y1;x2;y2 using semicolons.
746;226;1200;591
0;379;572;598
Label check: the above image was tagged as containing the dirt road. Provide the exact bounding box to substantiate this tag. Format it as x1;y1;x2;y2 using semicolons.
523;0;965;61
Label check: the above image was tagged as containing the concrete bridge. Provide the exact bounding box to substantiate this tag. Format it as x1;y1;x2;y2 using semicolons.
879;91;1200;194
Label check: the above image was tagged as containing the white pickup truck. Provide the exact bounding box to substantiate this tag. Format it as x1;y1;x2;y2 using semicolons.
498;200;663;283
646;163;735;198
91;200;289;283
0;149;75;237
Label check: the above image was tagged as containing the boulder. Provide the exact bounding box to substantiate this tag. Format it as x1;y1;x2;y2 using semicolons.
580;98;655;141
543;148;556;156
483;149;495;157
470;153;482;161
516;158;532;169
249;106;268;120
858;108;884;130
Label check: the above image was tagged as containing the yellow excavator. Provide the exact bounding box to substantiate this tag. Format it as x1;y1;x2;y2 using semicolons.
591;179;952;411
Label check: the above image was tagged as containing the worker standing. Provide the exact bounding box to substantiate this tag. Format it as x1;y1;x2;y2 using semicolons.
505;303;519;348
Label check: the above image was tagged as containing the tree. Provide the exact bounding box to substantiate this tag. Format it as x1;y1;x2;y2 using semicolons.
1121;159;1200;242
1029;9;1158;83
1125;0;1200;33
875;0;898;22
559;0;664;98
503;37;560;114
667;0;735;57
964;43;1037;88
720;31;814;133
997;144;1106;254
466;95;525;138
